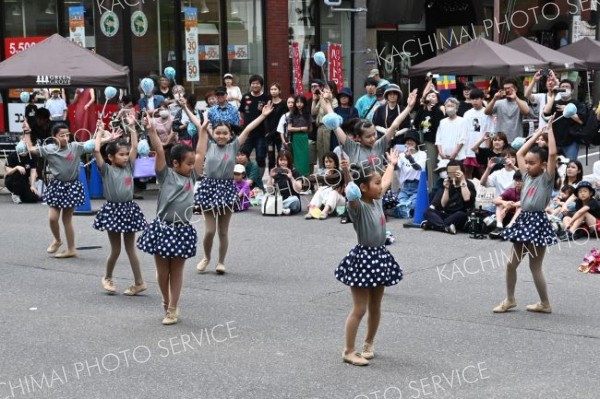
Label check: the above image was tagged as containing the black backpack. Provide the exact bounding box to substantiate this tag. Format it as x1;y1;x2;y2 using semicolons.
466;207;493;239
569;105;600;146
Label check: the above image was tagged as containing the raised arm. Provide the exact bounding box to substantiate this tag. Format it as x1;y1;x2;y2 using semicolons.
238;101;273;146
545;115;557;177
94;120;106;170
384;89;417;141
524;71;541;102
381;149;400;193
180;98;202;129
143;112;166;173
194;110;209;175
129;123;138;160
322;89;348;145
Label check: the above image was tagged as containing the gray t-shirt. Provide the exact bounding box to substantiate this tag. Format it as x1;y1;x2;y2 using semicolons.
492;99;527;143
156;166;197;223
38;143;86;181
521;170;553;212
348;199;386;247
342;136;388;169
101;160;134;203
204;138;239;179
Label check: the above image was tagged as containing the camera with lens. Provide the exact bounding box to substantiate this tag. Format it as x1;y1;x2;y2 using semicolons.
540;68;549;77
425;72;438;84
552;88;566;94
557;155;570;166
494;156;505;165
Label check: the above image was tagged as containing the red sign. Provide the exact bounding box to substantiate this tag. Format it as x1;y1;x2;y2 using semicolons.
292;42;303;96
4;36;46;59
328;43;343;93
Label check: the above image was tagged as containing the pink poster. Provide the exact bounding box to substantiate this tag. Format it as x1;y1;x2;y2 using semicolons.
328;43;343;92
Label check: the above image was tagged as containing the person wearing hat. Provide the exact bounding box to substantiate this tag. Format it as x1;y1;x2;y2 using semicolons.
208;86;241;128
559;180;600;241
332;88;359;150
233;164;251;212
372;84;412;142
223;73;242;108
390;129;427;219
457;81;478;117
354;78;378;119
368;68;390;89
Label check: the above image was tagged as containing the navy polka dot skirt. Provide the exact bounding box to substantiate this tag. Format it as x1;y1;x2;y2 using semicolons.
136;218;197;259
335;245;403;288
43;179;85;208
93;201;148;233
501;211;558;247
194;177;237;211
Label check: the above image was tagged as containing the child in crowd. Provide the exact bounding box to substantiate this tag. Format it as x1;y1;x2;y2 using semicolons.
305;152;344;220
546;184;576;218
93;121;148;295
192;102;273;274
391;129;427;219
136;113;202;325
335;149;403;366
479;148;518;200
489;170;523;239
235;149;264;191
559;181;600;241
266;151;303;215
23;122;107;258
233;164;251;212
495;121;558;314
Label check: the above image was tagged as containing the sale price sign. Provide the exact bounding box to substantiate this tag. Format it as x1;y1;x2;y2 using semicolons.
4;36;46;59
184;7;199;82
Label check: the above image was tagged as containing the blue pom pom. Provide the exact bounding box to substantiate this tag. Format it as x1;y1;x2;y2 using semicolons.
16;140;27;154
104;86;117;100
20;92;30;103
187;123;198;137
137;139;150;156
511;137;526;150
322;113;343;130
313;51;326;67
563;103;577;119
164;67;176;80
83;140;96;153
345;182;362;201
141;78;154;96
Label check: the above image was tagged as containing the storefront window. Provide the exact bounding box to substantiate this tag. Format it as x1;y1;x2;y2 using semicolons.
3;0;58;37
319;0;351;89
61;0;95;49
193;0;223;99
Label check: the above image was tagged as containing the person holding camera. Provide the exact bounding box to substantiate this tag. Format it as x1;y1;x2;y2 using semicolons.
421;160;476;234
266;152;303;215
525;69;559;129
479;147;518;206
543;79;587;162
484;78;531;143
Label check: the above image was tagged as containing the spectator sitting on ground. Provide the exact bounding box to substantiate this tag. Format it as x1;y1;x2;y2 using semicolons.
390;130;427;219
421;160;476;234
471;131;509;174
559;181;600;241
236;148;264;191
265;151;303;215
479;147;518;203
546;184;575;219
305;152;345;220
489;170;523;239
430;159;450;201
4;146;41;204
233;164;251;212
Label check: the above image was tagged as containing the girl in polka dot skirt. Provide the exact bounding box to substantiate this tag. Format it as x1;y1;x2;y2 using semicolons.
136;113;203;325
335;149;403;366
23;122;113;258
494;116;558;315
184;100;273;275
92;120;148;296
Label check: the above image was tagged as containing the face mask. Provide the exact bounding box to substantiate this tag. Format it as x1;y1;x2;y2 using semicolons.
439;171;448;179
446;108;457;117
159;110;169;119
562;89;571;98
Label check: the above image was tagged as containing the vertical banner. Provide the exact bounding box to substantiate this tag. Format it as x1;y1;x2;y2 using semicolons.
292;42;303;95
184;7;199;82
328;43;343;92
69;6;86;47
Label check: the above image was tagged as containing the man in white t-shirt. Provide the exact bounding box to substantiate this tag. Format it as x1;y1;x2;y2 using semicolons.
524;69;559;129
462;88;492;179
45;89;67;122
435;97;468;161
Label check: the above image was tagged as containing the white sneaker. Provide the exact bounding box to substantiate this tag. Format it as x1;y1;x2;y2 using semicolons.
11;194;22;204
282;208;291;215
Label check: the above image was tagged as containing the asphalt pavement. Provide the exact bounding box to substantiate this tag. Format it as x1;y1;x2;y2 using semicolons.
1;154;600;399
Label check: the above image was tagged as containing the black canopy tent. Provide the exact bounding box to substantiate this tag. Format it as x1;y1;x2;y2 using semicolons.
0;34;129;89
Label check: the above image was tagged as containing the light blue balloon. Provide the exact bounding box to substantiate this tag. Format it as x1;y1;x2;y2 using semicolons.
104;86;117;100
187;123;198;137
511;137;526;150
83;140;96;152
16;140;27;154
563;102;577;119
19;92;30;103
322;113;343;130
313;51;326;67
141;78;154;96
164;67;176;80
137;139;150;156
